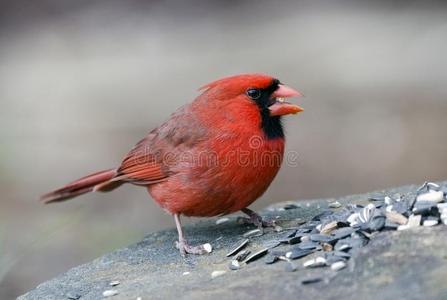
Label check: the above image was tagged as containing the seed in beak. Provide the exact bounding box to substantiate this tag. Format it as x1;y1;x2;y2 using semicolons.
277;97;285;103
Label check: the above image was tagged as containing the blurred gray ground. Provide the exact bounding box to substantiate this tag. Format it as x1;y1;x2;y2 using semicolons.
1;0;447;298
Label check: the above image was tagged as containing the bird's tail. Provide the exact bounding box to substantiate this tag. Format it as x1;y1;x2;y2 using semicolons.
40;169;120;203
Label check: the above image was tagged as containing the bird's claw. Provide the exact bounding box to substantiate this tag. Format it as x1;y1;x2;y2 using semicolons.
238;209;277;234
175;240;212;256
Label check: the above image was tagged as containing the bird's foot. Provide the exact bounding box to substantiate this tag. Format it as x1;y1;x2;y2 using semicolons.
238;208;277;233
175;239;213;256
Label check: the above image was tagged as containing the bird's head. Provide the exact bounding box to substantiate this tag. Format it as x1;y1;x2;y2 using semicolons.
200;73;303;116
199;74;303;139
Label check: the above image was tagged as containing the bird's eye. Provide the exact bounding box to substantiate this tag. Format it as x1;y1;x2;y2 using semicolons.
246;88;261;100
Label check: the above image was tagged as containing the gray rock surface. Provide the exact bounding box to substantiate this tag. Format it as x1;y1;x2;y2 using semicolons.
19;182;447;300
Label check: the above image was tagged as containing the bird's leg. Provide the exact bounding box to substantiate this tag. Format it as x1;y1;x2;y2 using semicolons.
238;208;276;233
174;213;212;256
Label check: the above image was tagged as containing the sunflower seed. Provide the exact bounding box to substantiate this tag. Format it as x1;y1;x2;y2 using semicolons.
243;229;262;238
102;290;118;298
211;270;227;278
322;243;333;252
320;221;338;234
398;225;410;231
226;239;249;257
286;248;313;259
244;248;269;264
109;281;120;286
216;217;230;225
359;204;375;223
384;196;393;205
329;201;342;208
302;277;323;285
283;203;300;210
417;191;444;203
412;203;438;215
423;219;439;227
331;261;347;271
407;214;422;227
427;182;441;191
347;213;360;225
298;241;321;250
385;211;408;225
229;260;241;270
235;250;251;261
203;243;213;253
303;257;327;268
285;236;302;245
330;227;355;240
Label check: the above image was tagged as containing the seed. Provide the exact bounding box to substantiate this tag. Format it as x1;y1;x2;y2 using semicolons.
211;270;227;278
283;203;300;210
302;277;323;285
359;204;375;223
226;239;249;257
303;257;327;268
331;261;347;271
347;213;360;225
322;243;333;252
330;227;355;240
385;211;408;225
423;219;439;227
320;221;338;234
203;243;213;253
398;225;410;231
229;260;241;270
298;241;321;250
235;250;251;261
407;214;422;227
244;248;269;264
109;281;120;286
286;248;313;259
329;201;342;208
243;229;262;238
102;290;118;298
416;191;444;203
216;217;230;225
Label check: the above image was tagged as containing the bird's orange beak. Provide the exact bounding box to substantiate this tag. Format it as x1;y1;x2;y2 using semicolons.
269;84;304;116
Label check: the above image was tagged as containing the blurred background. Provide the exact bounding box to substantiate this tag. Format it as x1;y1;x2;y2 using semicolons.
1;0;447;297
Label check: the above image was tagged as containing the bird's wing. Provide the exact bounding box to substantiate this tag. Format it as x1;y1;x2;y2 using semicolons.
113;133;169;185
114;105;208;185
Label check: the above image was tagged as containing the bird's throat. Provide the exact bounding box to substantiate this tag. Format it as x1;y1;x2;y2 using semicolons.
260;108;284;139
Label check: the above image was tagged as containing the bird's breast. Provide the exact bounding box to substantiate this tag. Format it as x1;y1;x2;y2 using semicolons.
148;132;285;217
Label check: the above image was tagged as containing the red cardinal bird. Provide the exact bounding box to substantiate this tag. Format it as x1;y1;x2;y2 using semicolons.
41;73;303;255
